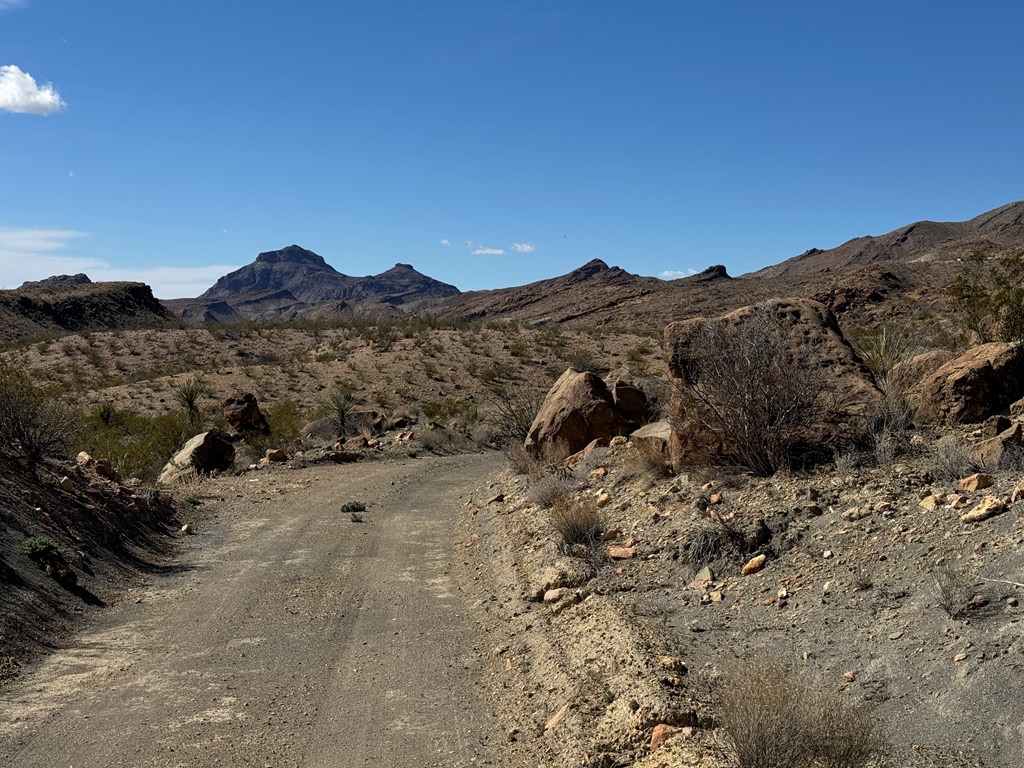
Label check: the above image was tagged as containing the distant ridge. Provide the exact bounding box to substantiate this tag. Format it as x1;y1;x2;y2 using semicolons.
200;245;459;304
758;201;1024;278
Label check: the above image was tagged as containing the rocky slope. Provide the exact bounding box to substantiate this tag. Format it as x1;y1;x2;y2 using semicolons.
0;281;179;344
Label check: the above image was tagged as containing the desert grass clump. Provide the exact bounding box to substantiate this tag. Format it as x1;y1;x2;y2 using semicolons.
507;443;545;478
714;656;884;768
527;470;576;509
930;439;979;481
549;498;602;553
342;500;366;522
629;440;673;480
934;561;974;619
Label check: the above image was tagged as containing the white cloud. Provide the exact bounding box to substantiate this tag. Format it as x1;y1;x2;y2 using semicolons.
439;238;451;246
659;269;697;280
0;65;66;115
0;1;26;11
0;228;239;298
511;242;536;253
472;247;505;256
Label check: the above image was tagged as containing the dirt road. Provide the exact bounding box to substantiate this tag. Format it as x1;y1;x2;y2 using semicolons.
0;453;508;768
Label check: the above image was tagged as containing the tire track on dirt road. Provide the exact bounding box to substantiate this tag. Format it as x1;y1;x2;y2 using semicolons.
0;453;507;768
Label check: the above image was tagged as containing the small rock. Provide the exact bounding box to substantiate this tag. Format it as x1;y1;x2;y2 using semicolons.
919;494;946;511
59;476;74;492
486;493;505;504
181;524;194;535
609;435;628;448
709;493;723;505
823;550;834;559
76;451;94;467
596;492;612;508
545;704;570;732
954;651;969;662
543;588;570;604
843;670;856;682
589;467;607;479
650;724;683;750
608;546;636;560
265;448;287;462
658;656;688;674
959;473;993;492
843;506;870;521
961;496;1007;523
601;526;622;541
742;554;767;575
691;566;714;586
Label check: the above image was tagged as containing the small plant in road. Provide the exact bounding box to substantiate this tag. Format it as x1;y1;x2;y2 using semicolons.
343;500;366;522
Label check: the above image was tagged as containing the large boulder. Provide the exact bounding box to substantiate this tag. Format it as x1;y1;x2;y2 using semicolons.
917;342;1024;425
888;349;955;396
524;369;634;457
664;299;880;472
604;368;650;426
223;392;269;434
158;430;236;484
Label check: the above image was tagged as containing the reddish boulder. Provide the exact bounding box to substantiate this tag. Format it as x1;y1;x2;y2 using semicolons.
223;392;269;434
918;342;1024;424
158;429;235;484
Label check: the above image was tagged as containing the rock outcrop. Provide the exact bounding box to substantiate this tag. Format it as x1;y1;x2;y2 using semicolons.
223;393;269;435
524;369;636;456
917;342;1024;424
158;430;236;484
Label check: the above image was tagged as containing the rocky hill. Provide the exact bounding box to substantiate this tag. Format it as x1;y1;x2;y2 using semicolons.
0;281;179;344
757;200;1024;278
165;245;459;324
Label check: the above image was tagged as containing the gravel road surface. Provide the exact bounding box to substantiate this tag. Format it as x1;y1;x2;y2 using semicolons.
0;453;508;768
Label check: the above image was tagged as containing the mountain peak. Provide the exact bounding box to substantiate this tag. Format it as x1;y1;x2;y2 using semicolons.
253;245;330;268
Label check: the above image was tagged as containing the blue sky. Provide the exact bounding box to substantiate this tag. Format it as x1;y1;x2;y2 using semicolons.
1;1;1022;298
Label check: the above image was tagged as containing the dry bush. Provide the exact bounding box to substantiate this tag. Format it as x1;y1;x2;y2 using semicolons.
930;439;979;481
507;442;545;477
673;306;836;476
628;439;673;480
714;656;884;768
549;498;602;553
934;561;974;619
681;518;743;569
486;385;544;444
527;472;575;509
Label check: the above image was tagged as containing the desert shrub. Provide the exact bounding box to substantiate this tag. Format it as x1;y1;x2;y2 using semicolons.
567;348;600;373
672;305;836;476
527;472;575;509
82;406;193;481
549;498;602;553
629;440;673;479
487;385;544;444
0;363;80;462
849;324;916;385
930;439;979;481
507;442;545;478
681;518;743;569
342;500;366;522
422;397;479;426
714;656;883;768
949;250;1024;343
418;426;461;453
171;375;210;426
326;387;354;438
934;561;974;619
21;535;60;564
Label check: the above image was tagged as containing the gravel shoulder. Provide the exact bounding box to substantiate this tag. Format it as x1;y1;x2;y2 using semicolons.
0;453;508;768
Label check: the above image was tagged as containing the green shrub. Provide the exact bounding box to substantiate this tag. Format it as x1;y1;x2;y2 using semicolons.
949;250;1024;343
22;535;60;564
0;363;80;462
81;406;193;481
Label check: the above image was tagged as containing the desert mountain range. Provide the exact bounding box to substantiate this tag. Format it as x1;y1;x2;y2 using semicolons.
2;200;1022;343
